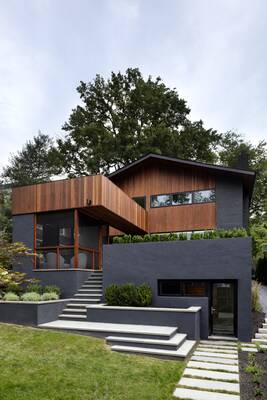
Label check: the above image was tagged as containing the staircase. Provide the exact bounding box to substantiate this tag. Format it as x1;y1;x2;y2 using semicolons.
59;271;103;321
252;317;267;347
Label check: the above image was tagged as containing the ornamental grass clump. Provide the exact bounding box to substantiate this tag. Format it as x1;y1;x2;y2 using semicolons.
21;292;41;302
41;292;59;301
3;292;20;301
251;281;262;312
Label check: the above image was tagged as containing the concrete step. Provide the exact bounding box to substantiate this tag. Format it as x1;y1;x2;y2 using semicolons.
66;303;89;308
208;336;237;342
106;333;187;351
111;340;196;359
194;351;238;359
255;333;267;339
178;376;240;393
198;344;237;351
70;298;101;303
259;328;267;334
74;294;102;299
183;367;239;382
200;340;238;347
59;314;87;321
62;308;87;314
252;338;267;344
187;360;239;373
86;279;103;282
197;346;237;354
262;323;267;328
39;320;178;340
77;290;102;296
191;355;238;365
80;287;102;292
174;387;240;399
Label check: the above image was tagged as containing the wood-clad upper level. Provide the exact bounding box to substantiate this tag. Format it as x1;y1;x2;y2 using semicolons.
12;175;148;234
109;161;216;234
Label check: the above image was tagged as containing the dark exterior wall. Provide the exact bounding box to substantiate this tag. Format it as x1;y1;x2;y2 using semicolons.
103;238;252;341
216;176;244;229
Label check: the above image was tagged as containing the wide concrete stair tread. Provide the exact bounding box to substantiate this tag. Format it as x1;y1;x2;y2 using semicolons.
255;333;267;338
194;351;238;359
62;308;87;313
259;328;267;333
208;336;237;342
174;387;240;399
111;340;196;358
74;293;102;297
183;367;239;382
252;338;267;344
191;355;238;365
107;333;187;351
179;376;239;393
39;320;178;338
59;314;87;319
187;360;239;373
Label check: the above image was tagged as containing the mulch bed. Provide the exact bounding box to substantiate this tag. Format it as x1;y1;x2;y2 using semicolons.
239;311;267;400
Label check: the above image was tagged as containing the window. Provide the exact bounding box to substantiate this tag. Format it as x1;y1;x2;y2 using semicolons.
193;189;215;204
150;189;215;208
172;192;192;205
158;280;209;297
132;196;146;209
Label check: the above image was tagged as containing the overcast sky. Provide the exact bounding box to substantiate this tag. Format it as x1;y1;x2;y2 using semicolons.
0;0;266;171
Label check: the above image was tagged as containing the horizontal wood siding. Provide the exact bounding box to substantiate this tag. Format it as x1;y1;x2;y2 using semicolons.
110;162;216;234
12;175;147;234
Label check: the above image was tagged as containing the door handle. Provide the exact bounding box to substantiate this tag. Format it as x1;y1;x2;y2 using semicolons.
211;307;216;314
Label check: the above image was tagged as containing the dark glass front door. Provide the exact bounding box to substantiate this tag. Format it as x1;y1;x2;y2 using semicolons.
211;282;235;336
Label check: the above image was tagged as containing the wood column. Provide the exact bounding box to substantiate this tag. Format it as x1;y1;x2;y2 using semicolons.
74;209;79;269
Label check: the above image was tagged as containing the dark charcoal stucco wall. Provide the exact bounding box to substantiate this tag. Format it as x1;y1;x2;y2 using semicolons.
12;214;90;297
216;176;244;229
103;238;252;341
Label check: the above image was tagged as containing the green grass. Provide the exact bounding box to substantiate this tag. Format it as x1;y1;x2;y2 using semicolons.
0;323;184;400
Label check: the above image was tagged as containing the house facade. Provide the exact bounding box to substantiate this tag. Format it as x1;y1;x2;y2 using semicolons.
12;154;255;342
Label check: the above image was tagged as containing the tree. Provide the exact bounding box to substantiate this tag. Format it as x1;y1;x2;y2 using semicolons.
219;132;267;221
2;132;60;186
57;68;221;175
0;186;12;239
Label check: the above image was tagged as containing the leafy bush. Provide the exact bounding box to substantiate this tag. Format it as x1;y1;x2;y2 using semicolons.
255;256;267;285
6;282;22;295
251;281;262;312
112;228;248;244
3;292;20;301
41;292;59;301
105;283;152;307
136;283;152;306
44;285;61;296
21;292;41;302
26;283;43;294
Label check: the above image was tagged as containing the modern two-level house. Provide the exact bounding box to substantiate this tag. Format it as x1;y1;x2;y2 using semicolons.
12;154;255;346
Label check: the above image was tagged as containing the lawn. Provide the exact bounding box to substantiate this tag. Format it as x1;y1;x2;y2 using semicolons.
0;323;183;400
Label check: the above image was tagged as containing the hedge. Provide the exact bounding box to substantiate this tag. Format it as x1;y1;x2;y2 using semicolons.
112;228;248;244
105;283;152;307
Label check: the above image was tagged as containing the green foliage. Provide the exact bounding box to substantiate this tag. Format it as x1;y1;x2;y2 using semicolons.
57;68;220;176
105;283;153;307
0;232;34;270
2;133;61;186
41;292;59;301
0;188;12;239
3;292;20;301
21;292;41;302
251;281;262;312
26;283;43;294
255;256;267;285
44;285;61;296
250;221;267;259
112;228;248;244
136;283;153;307
6;282;22;295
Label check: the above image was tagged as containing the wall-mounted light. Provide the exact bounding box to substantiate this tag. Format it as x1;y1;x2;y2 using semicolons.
86;199;92;206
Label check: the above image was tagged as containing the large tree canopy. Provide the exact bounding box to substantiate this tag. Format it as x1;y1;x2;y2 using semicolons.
2;133;60;186
57;68;221;175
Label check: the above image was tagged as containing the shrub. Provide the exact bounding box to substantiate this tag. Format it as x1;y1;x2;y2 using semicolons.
131;235;143;243
143;234;152;242
105;283;152;307
119;283;139;306
251;281;262;312
44;285;61;296
105;284;120;305
26;283;43;294
6;282;22;295
191;232;202;240
21;292;41;302
178;233;187;240
3;292;20;301
137;283;152;306
255;256;267;285
41;292;59;301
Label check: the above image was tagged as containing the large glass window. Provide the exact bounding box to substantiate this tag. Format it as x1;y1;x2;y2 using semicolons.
150;189;215;208
158;280;209;297
193;189;215;204
36;211;74;248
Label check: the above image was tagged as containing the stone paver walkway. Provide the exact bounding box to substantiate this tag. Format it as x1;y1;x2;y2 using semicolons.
173;339;240;400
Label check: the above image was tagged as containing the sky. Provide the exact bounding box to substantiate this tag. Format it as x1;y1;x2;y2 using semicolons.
0;0;267;171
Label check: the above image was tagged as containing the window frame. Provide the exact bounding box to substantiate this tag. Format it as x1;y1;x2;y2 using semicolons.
150;188;215;209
